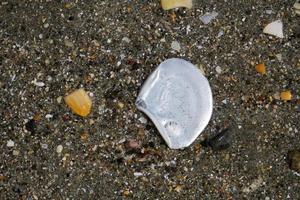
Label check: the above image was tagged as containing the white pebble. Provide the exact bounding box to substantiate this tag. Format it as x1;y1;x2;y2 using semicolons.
122;37;131;43
171;41;181;52
57;96;62;104
45;114;53;119
56;145;63;154
138;116;147;124
32;79;45;87
43;23;49;28
215;66;222;74
7;140;14;147
134;172;143;177
13;150;20;156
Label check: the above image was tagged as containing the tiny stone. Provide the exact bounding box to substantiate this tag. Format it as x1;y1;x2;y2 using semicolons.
45;114;53;119
126;139;141;149
64;39;74;47
118;102;124;109
56;145;63;154
92;40;100;47
41;144;48;149
171;41;181;52
32;80;45;87
288;150;300;173
134;172;143;177
265;10;273;14
275;54;282;61
92;145;98;151
107;39;112;44
39;34;43;39
13;150;20;156
122;37;131;43
7;140;14;147
57;96;62;104
43;23;49;28
138;116;147;124
217;30;224;38
45;59;50;65
215;66;222;74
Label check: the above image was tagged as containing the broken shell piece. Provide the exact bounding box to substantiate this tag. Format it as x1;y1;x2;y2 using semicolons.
255;63;266;74
136;58;213;149
294;2;300;10
200;11;218;25
64;89;92;117
263;20;284;38
161;0;193;10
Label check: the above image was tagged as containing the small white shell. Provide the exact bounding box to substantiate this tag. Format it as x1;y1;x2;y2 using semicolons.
136;58;213;149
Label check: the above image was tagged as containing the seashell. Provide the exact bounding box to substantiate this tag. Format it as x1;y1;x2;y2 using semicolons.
263;20;284;38
200;11;219;25
161;0;193;10
64;89;92;117
136;58;213;149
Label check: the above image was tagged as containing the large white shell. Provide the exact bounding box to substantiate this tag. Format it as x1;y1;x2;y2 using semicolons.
136;58;213;149
263;20;284;38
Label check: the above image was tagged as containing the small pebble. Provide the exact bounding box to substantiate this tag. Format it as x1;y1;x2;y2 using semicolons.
56;145;63;154
57;96;62;104
32;80;45;87
126;139;141;149
45;114;53;119
122;37;131;43
288;150;300;173
215;66;222;74
118;102;124;109
7;140;14;147
64;39;74;47
43;23;49;28
265;10;273;14
13;150;20;156
138;116;147;124
133;172;143;177
171;41;181;52
201;128;232;150
275;54;282;61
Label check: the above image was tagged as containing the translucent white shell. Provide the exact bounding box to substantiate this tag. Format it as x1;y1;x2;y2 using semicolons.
136;58;213;149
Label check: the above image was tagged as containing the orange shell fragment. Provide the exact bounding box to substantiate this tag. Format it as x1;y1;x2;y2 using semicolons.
64;89;92;117
255;63;266;74
280;90;292;101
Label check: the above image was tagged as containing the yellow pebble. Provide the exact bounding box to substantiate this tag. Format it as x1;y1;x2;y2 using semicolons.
280;90;292;101
255;63;266;74
64;89;92;117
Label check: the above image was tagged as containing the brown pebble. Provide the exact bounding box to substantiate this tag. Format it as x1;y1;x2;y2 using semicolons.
288;150;300;173
80;132;88;142
125;139;141;149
